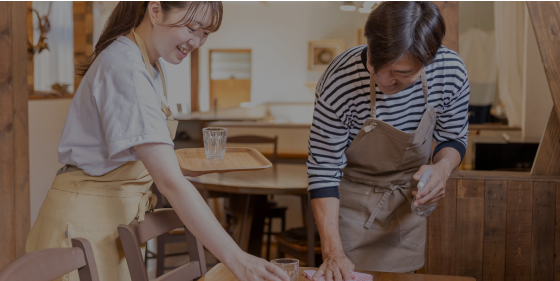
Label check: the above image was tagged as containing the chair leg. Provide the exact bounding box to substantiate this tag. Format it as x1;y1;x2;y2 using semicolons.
156;237;165;277
144;245;148;267
266;217;273;260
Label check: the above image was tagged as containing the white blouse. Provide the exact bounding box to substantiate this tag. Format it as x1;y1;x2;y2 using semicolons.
58;36;173;176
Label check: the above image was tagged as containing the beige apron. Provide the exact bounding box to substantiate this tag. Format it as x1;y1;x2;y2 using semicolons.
26;29;178;281
338;69;436;273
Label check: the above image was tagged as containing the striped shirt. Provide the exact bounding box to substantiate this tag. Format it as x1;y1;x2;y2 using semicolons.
307;45;470;199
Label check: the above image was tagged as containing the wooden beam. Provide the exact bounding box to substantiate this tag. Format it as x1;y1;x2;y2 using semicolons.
527;2;560;120
432;1;459;53
73;1;93;92
26;1;33;96
526;2;560;175
190;48;200;112
0;1;30;267
532;107;560;175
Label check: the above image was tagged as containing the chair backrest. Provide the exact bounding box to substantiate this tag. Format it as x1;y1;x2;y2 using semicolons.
0;238;99;281
118;208;207;281
227;135;278;163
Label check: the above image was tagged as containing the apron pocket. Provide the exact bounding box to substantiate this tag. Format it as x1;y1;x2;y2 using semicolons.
338;184;370;249
396;202;426;249
398;125;434;170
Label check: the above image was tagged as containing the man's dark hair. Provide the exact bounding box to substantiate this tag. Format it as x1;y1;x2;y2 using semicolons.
364;1;445;73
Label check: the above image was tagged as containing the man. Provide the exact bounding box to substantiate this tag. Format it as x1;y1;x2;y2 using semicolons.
307;2;469;280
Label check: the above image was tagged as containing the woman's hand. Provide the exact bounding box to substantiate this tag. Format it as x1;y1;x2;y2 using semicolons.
227;252;290;281
412;158;451;206
312;251;355;281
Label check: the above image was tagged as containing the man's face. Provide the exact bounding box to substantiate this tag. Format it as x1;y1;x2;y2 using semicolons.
367;53;424;95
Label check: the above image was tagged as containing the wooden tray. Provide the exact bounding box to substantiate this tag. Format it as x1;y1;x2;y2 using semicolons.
175;147;272;176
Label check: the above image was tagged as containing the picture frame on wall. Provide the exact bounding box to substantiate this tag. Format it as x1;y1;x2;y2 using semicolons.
308;40;345;72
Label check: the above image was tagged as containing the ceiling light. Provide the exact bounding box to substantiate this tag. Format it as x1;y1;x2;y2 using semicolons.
359;7;371;13
340;1;356;11
360;1;380;13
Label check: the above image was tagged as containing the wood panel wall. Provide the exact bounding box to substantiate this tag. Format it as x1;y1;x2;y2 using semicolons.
73;1;93;91
432;1;459;52
0;1;30;268
426;173;560;281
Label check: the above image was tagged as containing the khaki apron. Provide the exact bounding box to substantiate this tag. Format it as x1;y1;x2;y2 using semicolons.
26;29;178;281
338;69;436;273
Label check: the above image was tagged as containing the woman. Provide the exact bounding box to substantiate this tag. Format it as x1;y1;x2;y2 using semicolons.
307;2;469;280
26;2;289;281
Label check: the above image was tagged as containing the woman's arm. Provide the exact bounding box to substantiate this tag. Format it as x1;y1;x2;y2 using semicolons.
134;143;288;281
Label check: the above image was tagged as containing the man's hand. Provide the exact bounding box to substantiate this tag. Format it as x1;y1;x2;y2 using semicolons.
312;251;355;281
412;158;451;206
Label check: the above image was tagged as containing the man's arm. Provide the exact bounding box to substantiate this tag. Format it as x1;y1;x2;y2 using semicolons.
311;198;355;281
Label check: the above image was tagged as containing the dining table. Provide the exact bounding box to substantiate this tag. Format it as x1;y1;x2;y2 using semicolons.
199;263;476;281
186;163;316;265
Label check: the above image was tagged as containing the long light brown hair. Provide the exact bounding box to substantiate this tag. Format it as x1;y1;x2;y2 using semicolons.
76;1;223;77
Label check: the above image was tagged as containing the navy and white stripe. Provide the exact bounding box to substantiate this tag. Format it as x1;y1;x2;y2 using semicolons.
307;45;470;199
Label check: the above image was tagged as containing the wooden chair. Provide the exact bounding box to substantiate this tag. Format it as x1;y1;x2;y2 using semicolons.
150;184;195;277
0;238;99;281
227;135;287;259
118;208;207;281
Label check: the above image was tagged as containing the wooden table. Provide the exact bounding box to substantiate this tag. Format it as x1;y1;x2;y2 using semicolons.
199;263;476;281
187;164;315;264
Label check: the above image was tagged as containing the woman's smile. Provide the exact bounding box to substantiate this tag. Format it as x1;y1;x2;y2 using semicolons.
177;45;190;58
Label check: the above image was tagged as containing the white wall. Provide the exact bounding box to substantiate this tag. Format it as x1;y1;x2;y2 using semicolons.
29;99;72;226
198;2;369;111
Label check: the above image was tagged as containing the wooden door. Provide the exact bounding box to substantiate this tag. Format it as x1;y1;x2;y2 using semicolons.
209;50;251;109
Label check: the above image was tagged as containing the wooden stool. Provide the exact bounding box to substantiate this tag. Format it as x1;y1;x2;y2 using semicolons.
264;202;287;260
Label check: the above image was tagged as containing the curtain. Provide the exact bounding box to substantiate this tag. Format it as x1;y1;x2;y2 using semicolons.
33;1;74;92
460;28;498;124
494;2;526;127
460;28;497;106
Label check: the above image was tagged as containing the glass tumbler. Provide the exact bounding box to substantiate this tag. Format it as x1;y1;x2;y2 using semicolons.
202;127;227;159
271;258;299;281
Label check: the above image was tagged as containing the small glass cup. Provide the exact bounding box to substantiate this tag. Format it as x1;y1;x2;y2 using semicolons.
202;127;227;159
271;258;299;281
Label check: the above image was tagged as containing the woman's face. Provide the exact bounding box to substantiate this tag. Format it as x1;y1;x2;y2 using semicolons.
367;53;424;95
149;3;213;65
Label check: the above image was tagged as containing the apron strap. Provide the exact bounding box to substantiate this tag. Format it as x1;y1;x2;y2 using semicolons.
420;69;428;104
369;74;376;118
131;29;173;120
364;190;392;229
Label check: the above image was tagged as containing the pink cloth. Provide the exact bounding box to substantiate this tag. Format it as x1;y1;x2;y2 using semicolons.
303;270;373;281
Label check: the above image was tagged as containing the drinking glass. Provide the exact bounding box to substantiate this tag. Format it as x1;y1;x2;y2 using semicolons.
271;258;299;281
203;127;227;159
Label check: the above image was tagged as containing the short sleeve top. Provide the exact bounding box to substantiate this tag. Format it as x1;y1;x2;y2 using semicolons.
58;36;174;176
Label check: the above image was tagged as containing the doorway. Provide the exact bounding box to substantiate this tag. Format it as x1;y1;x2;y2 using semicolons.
209;49;251;110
